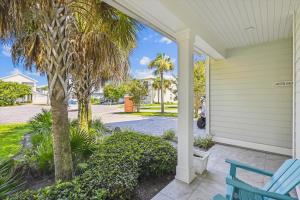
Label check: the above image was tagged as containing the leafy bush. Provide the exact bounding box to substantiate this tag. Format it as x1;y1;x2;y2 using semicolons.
84;131;176;199
194;135;215;150
91;97;100;105
0;159;24;199
29;109;52;135
8;179;108;200
0;80;32;106
162;129;176;141
9;131;176;200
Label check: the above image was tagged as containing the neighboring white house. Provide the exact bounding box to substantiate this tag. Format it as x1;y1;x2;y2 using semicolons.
0;72;49;105
140;76;177;104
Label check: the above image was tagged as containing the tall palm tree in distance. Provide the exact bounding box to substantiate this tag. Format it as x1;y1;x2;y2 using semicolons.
148;53;174;113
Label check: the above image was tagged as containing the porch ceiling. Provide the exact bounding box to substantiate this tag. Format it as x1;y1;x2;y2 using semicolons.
105;0;299;59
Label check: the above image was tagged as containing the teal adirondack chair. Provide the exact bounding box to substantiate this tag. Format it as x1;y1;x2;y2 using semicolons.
214;159;300;200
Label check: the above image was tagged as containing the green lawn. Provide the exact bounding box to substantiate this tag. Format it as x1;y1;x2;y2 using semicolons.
115;112;177;117
140;105;178;110
0;123;30;159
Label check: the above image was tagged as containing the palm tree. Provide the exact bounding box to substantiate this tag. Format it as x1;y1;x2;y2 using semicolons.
148;53;174;113
70;4;138;131
152;77;160;103
0;0;126;181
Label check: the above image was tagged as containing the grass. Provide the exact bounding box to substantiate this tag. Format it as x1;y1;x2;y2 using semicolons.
0;123;30;159
115;112;177;117
140;106;177;110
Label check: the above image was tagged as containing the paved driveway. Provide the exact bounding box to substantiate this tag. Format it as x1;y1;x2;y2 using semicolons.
0;104;205;137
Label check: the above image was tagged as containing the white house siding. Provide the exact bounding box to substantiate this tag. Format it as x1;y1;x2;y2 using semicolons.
210;39;293;154
295;6;300;159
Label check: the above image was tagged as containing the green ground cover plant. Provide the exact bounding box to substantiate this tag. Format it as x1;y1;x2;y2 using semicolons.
8;131;177;200
194;136;215;150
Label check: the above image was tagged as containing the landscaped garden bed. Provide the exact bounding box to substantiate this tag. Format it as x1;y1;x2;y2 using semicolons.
1;110;176;200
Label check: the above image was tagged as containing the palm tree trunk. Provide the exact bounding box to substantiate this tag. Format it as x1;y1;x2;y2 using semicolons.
78;98;90;131
50;89;73;181
42;3;74;181
88;99;92;127
157;89;160;104
160;72;164;113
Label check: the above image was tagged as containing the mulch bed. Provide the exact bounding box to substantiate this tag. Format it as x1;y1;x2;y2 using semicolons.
134;174;175;200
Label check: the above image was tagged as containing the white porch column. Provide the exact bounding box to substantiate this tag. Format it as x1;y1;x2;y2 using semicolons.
175;29;196;184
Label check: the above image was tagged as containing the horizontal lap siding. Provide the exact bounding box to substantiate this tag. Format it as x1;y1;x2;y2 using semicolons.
210;39;293;149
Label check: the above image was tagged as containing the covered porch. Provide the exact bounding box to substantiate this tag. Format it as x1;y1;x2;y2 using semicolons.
152;144;293;200
104;0;300;199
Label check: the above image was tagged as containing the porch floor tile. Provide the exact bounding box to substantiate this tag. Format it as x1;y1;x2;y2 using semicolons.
151;144;292;200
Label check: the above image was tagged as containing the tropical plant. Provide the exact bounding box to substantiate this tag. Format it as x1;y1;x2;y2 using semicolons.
0;159;24;198
148;53;174;113
194;60;206;118
9;131;176;200
70;128;96;165
0;0;80;181
126;80;148;112
0;80;31;106
90;119;108;135
194;136;215;150
0;0;138;182
152;77;172;103
162;129;176;141
29;109;52;135
70;3;138;131
152;78;161;103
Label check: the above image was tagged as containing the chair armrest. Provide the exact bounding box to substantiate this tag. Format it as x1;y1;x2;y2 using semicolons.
226;159;274;177
226;178;297;200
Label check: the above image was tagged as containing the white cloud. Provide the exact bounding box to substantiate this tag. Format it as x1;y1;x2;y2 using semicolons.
27;71;41;76
159;37;172;44
2;44;11;57
10;68;21;75
143;34;154;41
133;69;154;79
139;56;151;66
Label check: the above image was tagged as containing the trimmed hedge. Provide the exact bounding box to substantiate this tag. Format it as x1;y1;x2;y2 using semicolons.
8;131;177;200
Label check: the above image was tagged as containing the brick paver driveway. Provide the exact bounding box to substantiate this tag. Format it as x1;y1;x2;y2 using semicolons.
0;104;205;137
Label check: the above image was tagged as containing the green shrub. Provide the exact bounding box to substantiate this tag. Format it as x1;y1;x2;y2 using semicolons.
29;109;52;135
194;135;215;150
9;131;176;200
0;159;24;199
162;129;176;141
90;119;108;135
91;97;100;105
85;131;176;199
8;179;108;200
0;80;32;106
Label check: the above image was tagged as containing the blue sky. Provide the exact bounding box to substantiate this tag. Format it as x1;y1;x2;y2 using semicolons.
0;25;204;86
